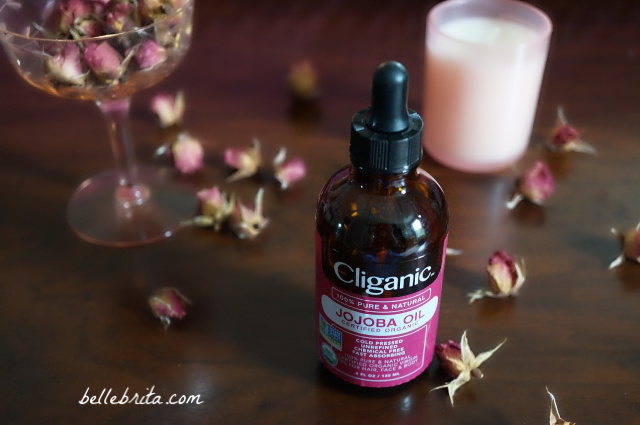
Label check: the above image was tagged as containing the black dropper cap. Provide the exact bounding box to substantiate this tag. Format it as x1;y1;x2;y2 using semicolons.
350;61;423;174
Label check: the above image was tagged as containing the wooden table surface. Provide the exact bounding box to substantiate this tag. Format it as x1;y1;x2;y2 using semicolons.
1;0;639;424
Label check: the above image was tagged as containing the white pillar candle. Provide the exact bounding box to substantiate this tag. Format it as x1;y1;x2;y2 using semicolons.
423;0;552;173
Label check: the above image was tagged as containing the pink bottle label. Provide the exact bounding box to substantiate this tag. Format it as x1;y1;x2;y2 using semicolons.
316;234;447;387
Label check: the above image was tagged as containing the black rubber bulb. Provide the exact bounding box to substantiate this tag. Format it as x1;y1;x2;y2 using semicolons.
364;61;411;133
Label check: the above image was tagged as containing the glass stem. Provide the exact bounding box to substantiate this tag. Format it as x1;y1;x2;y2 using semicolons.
96;97;137;188
96;97;150;207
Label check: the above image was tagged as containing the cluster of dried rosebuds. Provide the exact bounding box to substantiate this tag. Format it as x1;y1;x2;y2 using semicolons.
224;138;307;189
148;287;190;329
468;251;526;303
38;0;188;88
185;186;270;240
432;330;506;405
149;91;307;189
150;90;205;174
507;106;600;210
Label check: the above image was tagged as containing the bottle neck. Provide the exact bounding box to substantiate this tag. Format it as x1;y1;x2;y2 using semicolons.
350;165;418;193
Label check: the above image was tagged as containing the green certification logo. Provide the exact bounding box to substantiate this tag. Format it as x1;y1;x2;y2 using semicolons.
321;342;338;366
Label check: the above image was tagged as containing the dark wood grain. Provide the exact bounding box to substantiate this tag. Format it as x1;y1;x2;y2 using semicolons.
1;1;639;424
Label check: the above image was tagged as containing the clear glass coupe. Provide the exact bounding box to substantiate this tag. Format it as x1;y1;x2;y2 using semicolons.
0;0;196;247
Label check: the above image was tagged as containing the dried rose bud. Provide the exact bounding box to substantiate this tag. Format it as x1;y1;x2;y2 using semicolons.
609;223;640;269
468;251;526;302
287;60;320;101
59;0;102;38
148;287;190;329
141;0;182;20
105;2;136;33
229;187;269;240
547;388;576;425
224;138;262;183
171;133;203;174
436;339;483;380
506;161;555;210
83;41;125;82
432;331;506;406
151;91;185;128
272;147;306;190
548;106;596;155
191;186;236;231
45;44;87;86
134;40;167;70
142;0;167;10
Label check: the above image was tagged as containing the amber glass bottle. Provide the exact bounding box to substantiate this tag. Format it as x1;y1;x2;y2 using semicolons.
315;62;449;387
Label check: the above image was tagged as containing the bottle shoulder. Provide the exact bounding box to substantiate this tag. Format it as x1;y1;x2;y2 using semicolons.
316;166;449;256
317;166;449;223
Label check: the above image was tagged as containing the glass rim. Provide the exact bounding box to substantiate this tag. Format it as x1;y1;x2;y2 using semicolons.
0;0;193;43
427;0;552;48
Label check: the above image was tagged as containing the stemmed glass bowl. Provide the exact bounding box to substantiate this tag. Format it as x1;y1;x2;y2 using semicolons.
0;0;196;247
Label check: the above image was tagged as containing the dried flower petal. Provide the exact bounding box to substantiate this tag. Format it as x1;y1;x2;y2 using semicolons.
151;90;185;128
287;60;320;100
273;147;306;190
547;388;576;425
224;138;262;183
609;223;640;269
148;287;190;329
45;44;87;85
431;331;506;406
193;186;236;231
506;161;555;209
548;106;596;155
468;251;526;302
229;187;269;240
171;133;203;174
134;39;167;70
83;41;125;82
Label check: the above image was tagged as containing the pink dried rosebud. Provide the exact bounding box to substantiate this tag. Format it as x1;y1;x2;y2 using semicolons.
272;147;306;190
141;0;182;20
547;388;576;425
191;186;236;231
287;60;320;100
134;40;167;70
229;187;270;240
171;133;203;174
224;138;262;183
468;251;526;302
431;331;506;406
506;161;555;209
151;90;185;128
436;339;483;380
59;0;102;38
105;2;136;33
83;41;125;82
45;44;86;86
548;106;596;155
609;223;640;269
148;287;190;329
